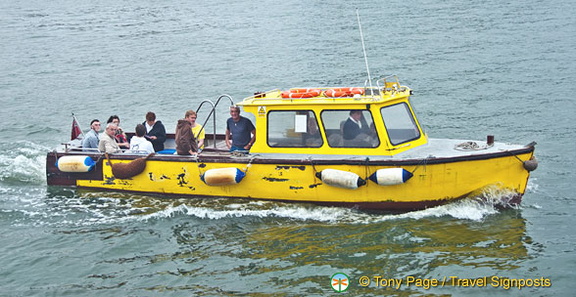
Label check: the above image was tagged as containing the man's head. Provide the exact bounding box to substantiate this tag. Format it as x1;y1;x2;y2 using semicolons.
105;123;118;137
135;124;146;137
349;110;363;121
90;119;101;132
185;110;197;123
145;112;156;126
230;106;241;121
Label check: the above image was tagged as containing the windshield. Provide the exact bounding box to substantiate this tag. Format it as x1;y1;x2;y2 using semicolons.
380;103;420;145
320;110;379;148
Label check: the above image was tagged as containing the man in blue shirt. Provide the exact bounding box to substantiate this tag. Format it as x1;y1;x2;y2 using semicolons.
82;119;100;151
225;106;255;152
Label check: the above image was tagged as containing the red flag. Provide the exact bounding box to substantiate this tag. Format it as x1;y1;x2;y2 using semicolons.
71;116;82;140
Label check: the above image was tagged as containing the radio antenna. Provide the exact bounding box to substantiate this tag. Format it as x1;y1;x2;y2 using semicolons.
356;9;373;90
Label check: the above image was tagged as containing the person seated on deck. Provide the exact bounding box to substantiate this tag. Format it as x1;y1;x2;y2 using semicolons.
82;119;100;151
175;110;199;156
225;105;256;153
106;115;129;149
129;124;155;154
98;123;121;153
304;115;322;147
342;110;373;147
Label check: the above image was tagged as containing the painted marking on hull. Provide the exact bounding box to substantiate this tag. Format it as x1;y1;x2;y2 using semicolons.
262;177;289;182
275;165;306;171
177;173;187;187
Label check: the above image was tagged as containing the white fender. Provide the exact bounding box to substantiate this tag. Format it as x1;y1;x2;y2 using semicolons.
369;168;413;186
56;155;95;173
201;168;246;186
316;169;366;189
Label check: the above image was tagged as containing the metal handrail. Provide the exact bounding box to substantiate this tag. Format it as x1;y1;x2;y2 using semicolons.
195;94;235;149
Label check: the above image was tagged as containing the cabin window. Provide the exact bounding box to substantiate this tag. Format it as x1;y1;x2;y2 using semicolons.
380;103;420;145
267;111;323;148
320;110;379;148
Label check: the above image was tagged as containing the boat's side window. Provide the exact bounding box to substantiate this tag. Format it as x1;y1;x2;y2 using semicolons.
267;111;323;148
320;110;379;148
380;103;421;145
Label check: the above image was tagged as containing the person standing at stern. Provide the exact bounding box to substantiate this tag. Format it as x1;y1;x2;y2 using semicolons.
189;111;205;152
143;111;166;152
175;110;199;156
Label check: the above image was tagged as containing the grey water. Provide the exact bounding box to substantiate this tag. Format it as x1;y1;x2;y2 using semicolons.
1;0;575;295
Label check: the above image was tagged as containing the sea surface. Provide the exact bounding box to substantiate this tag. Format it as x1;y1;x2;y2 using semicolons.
1;0;575;296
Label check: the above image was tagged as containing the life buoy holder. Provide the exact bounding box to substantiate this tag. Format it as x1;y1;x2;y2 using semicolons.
281;88;322;99
324;88;364;97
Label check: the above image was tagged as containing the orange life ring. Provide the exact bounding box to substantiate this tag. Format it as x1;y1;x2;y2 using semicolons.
324;87;365;97
281;88;322;98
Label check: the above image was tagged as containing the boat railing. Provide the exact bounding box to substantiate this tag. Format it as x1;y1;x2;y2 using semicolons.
195;94;235;149
362;80;381;97
376;75;407;94
62;145;132;154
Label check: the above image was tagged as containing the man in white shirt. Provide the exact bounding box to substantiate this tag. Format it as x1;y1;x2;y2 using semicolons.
129;124;155;154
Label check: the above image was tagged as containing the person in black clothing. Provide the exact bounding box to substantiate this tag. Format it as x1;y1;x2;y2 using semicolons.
343;110;369;140
143;111;166;152
342;110;373;147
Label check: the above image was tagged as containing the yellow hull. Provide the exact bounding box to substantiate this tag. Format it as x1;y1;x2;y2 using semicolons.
73;151;533;210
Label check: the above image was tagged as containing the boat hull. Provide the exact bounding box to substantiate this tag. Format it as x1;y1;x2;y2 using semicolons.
46;146;534;211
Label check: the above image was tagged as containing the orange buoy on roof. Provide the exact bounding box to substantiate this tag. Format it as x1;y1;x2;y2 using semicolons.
281;88;322;98
324;87;364;97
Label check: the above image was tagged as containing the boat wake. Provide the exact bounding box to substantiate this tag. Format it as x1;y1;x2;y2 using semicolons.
0;141;48;185
12;187;528;228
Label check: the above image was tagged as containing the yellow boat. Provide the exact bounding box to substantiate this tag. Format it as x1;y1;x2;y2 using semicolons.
46;76;537;211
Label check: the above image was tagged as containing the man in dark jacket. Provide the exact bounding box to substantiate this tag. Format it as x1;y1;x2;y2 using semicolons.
143;111;167;152
342;110;373;147
175;110;199;155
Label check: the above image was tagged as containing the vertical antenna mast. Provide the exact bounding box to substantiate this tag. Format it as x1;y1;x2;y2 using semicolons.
356;9;373;90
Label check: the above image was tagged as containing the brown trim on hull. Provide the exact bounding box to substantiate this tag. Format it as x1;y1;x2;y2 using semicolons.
46;152;103;186
313;199;451;211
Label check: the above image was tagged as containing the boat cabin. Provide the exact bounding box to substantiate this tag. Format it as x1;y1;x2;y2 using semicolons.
239;76;428;156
